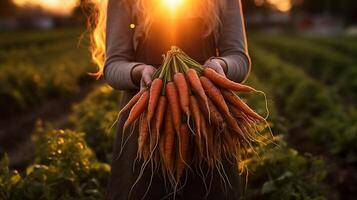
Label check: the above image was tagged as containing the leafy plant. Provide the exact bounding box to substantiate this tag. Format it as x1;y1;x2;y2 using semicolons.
245;136;327;200
0;123;110;200
69;85;122;163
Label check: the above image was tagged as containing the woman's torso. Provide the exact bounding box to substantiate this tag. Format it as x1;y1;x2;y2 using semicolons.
132;14;218;66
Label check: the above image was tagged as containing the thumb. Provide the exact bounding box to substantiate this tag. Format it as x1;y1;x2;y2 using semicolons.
140;73;152;90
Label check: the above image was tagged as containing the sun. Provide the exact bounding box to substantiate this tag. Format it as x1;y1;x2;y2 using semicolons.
161;0;185;10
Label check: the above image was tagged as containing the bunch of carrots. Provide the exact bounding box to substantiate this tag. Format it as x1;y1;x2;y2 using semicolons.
119;46;270;186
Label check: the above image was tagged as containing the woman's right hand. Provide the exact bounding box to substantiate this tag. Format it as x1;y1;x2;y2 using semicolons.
132;64;156;90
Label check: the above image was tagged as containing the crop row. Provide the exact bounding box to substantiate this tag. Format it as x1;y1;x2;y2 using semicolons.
0;41;95;115
0;126;110;200
249;42;357;164
252;34;357;103
0;28;82;49
0;37;82;64
307;36;357;58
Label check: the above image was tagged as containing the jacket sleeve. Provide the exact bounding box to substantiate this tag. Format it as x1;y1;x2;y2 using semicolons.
217;0;251;83
103;0;143;90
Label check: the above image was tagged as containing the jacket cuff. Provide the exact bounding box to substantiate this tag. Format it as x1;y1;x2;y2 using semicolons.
104;61;144;90
217;54;250;83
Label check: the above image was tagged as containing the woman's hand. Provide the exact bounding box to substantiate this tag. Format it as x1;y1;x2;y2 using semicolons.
132;64;156;90
203;58;228;77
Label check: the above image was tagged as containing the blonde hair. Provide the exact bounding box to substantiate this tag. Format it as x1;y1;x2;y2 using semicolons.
88;0;226;78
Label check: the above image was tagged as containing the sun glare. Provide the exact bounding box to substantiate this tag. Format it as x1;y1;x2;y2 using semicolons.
161;0;185;10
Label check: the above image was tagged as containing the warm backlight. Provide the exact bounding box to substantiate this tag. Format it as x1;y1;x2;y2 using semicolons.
161;0;185;10
267;0;292;12
12;0;77;15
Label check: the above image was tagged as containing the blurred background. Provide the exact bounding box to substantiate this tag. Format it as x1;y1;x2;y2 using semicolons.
0;0;356;199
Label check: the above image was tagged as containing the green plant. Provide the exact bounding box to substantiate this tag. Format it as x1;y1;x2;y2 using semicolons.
249;43;357;163
245;136;327;200
0;30;95;115
0;123;110;200
70;85;122;163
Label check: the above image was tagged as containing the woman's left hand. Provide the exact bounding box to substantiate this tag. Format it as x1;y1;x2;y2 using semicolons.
203;58;227;77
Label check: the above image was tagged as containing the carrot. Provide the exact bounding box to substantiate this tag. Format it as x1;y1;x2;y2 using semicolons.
189;95;201;135
147;78;163;123
228;103;243;119
205;123;218;165
166;82;182;133
159;133;166;174
203;68;255;92
198;98;224;127
223;113;245;138
174;73;190;116
138;111;149;157
229;104;256;124
155;96;167;133
222;89;264;121
193;131;203;161
164;111;175;172
200;76;230;115
142;142;150;162
124;90;150;130
149;120;159;155
189;95;203;159
222;130;234;155
118;89;145;116
186;69;209;112
176;124;190;180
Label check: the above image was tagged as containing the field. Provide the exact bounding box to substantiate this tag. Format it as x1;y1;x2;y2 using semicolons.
0;29;356;199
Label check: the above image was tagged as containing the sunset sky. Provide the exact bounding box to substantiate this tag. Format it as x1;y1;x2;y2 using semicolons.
12;0;78;15
12;0;293;15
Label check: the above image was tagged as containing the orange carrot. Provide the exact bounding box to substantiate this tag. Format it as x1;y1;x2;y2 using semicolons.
199;111;209;148
142;142;150;162
229;104;256;124
203;68;255;92
174;73;190;116
198;98;224;127
149;120;159;153
176;124;190;180
222;89;264;121
186;69;209;111
200;76;230;115
205;123;218;165
224;113;244;138
189;95;201;135
164;111;175;172
166;82;182;133
159;132;166;174
124;90;150;130
228;103;243;119
190;95;203;159
222;130;234;155
155;96;167;133
138;111;149;157
118;89;145;116
147;79;163;123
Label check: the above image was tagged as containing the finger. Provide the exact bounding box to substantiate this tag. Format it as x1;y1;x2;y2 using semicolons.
215;66;226;77
142;74;153;87
206;62;226;77
140;78;147;90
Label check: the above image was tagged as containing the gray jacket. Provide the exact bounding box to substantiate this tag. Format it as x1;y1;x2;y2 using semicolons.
104;0;251;90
